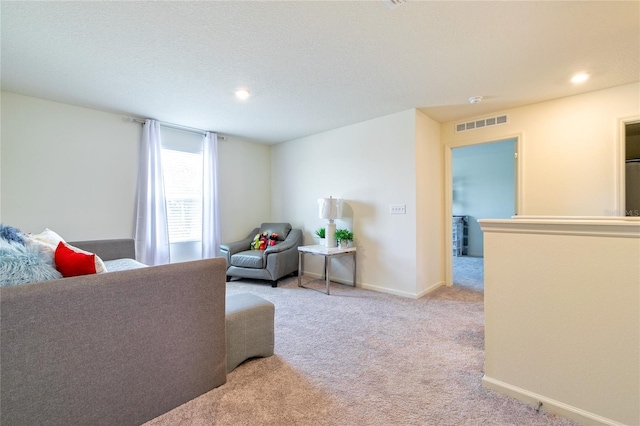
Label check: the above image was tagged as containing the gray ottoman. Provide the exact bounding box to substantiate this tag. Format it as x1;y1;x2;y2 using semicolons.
225;293;275;373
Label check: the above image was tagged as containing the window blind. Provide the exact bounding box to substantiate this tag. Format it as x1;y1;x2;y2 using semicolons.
161;148;203;243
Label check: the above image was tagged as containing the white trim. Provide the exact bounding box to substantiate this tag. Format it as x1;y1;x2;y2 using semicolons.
416;281;445;298
482;376;626;426
303;271;425;299
444;146;453;286
618;116;640;216
513;215;640;221
479;217;640;238
358;282;433;299
303;273;444;299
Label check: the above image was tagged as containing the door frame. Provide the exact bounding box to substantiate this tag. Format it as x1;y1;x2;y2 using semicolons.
444;133;523;287
616;116;640;216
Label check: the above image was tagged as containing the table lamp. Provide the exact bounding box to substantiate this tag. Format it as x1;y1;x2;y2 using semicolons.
318;196;343;247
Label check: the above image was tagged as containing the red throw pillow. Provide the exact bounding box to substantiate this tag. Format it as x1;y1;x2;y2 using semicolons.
54;241;97;277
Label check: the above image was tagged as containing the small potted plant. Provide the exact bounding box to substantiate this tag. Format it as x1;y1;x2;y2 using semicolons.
315;228;326;246
335;229;354;249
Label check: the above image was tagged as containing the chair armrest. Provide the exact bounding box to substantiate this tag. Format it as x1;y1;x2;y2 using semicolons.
264;229;302;254
220;239;251;255
220;228;259;255
264;244;288;254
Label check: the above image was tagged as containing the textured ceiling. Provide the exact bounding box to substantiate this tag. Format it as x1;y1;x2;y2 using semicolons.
2;1;639;144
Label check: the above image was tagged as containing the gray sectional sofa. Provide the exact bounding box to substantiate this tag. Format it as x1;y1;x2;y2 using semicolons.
0;239;228;426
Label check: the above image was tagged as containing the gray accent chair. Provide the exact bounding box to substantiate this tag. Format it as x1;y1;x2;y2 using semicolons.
220;223;303;287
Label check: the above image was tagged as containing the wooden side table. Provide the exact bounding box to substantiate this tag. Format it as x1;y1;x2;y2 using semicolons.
297;245;356;295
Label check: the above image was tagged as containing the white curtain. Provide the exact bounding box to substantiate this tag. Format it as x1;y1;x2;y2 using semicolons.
202;132;221;258
135;119;170;265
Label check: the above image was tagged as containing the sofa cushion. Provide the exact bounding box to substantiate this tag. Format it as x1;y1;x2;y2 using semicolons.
103;258;148;272
230;250;264;269
259;223;291;241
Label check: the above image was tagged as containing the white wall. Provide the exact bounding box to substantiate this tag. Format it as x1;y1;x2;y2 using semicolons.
452;139;515;257
271;109;443;298
481;217;640;425
1;91;270;245
218;135;271;242
1;92;139;240
443;82;640;217
415;110;445;295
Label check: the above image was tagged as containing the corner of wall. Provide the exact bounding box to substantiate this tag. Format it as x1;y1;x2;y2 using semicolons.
415;111;445;295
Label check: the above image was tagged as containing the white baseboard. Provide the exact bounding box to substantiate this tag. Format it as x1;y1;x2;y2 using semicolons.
416;281;444;298
302;271;325;280
359;282;417;298
302;272;358;290
482;376;625;426
301;272;444;299
359;280;444;299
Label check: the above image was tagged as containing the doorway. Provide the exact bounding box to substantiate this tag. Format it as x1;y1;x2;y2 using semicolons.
625;121;640;216
450;139;517;291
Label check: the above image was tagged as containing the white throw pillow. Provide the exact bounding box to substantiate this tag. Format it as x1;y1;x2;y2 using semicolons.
26;229;107;273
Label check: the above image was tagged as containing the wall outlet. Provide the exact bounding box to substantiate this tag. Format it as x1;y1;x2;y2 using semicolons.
390;204;406;214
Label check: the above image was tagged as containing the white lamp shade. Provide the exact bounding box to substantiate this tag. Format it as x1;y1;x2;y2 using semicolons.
318;197;343;220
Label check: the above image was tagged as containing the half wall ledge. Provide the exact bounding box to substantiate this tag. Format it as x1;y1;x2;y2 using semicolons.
480;216;640;426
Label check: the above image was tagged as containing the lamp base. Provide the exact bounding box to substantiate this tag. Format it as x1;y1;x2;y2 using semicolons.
326;222;337;248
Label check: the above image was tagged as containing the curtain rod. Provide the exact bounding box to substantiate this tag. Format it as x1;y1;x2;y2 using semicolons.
126;117;227;140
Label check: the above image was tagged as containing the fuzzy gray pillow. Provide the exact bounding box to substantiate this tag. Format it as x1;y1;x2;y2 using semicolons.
0;223;25;245
0;239;62;286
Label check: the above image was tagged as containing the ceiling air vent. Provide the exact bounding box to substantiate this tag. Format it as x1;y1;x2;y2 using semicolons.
455;114;508;133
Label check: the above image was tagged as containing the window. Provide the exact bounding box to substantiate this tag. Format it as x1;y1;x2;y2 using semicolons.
160;127;205;262
161;148;203;242
136;121;218;265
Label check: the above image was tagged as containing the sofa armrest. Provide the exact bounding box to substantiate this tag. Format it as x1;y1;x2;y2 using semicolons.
69;238;135;261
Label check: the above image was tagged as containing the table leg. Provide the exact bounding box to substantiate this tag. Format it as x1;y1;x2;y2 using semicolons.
325;256;331;295
298;251;303;287
353;252;356;287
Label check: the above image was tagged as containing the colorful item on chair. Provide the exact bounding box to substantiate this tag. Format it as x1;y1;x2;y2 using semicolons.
251;232;279;250
251;233;261;250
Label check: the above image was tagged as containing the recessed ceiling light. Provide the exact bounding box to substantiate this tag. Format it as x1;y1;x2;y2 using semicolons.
469;96;483;104
235;89;250;100
570;73;589;84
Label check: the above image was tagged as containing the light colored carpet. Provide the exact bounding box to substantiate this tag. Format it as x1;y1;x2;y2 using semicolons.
453;255;484;292
145;276;577;426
